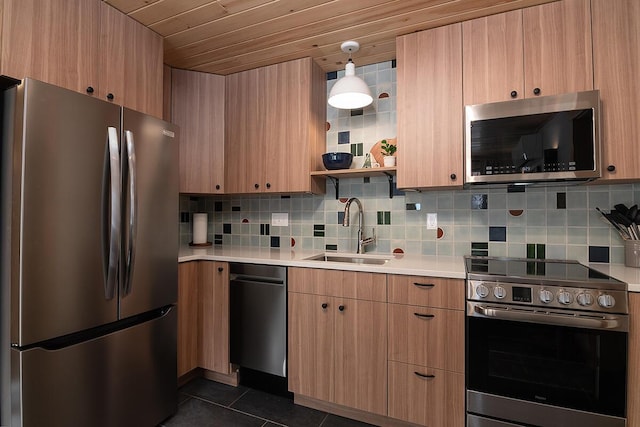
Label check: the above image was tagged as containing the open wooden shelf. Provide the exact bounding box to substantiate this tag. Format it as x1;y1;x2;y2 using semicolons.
311;166;396;178
311;167;397;198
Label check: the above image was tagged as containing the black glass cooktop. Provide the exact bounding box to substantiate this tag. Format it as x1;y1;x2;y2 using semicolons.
465;256;626;289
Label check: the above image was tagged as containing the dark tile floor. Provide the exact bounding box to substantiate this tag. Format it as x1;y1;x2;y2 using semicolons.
160;378;378;427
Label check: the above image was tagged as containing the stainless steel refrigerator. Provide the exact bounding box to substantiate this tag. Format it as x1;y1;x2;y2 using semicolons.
0;78;179;427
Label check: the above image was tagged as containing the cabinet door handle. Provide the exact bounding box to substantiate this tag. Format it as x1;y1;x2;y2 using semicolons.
218;267;224;272
510;90;517;98
413;282;434;288
86;86;94;94
321;303;328;309
414;371;435;379
215;184;220;190
607;165;616;172
533;87;541;96
414;312;435;319
338;305;345;312
254;183;260;189
266;182;271;189
450;173;456;180
106;93;115;101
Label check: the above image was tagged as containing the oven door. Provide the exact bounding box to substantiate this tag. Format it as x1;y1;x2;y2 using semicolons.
466;301;627;427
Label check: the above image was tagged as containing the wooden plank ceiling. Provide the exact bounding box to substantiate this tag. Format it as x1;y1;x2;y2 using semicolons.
104;0;556;75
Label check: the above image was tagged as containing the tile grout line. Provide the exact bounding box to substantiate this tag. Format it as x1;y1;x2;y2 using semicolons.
186;394;287;426
227;387;252;408
318;413;330;426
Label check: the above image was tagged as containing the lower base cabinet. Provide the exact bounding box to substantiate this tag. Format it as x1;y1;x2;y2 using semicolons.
177;261;230;378
288;268;387;415
289;269;466;425
198;261;230;374
388;361;464;427
178;262;199;377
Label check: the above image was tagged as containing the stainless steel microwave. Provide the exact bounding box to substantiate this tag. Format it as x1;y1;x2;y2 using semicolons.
464;90;601;186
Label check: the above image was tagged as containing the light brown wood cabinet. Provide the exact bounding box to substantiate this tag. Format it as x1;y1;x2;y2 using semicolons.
102;2;164;118
387;274;465;426
462;0;593;105
178;262;199;377
1;0;163;118
198;261;230;374
172;69;226;194
288;268;387;415
396;23;463;190
592;0;640;182
388;361;464;427
225;58;326;195
1;0;100;94
628;293;640;426
178;261;230;378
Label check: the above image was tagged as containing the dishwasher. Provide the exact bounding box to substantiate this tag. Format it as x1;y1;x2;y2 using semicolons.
229;263;287;378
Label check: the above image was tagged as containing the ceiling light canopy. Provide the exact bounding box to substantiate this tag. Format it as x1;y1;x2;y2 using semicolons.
328;41;373;110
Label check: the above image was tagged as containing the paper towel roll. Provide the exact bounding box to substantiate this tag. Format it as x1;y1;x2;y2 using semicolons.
193;213;208;244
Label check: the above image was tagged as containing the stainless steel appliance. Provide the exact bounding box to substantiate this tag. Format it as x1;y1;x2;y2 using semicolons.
464;90;601;186
230;263;286;377
465;256;628;427
0;79;179;427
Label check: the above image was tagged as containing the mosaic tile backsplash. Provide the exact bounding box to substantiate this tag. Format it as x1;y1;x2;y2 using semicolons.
181;182;640;265
179;59;640;265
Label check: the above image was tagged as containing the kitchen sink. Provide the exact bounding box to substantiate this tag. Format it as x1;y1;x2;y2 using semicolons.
304;252;393;265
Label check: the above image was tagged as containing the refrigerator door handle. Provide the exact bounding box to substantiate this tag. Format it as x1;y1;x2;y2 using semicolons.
104;127;121;300
123;129;137;296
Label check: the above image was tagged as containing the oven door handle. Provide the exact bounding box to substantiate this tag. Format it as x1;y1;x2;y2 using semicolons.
471;303;628;332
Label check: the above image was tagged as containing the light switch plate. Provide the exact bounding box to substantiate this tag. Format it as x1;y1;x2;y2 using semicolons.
271;213;289;227
426;213;437;230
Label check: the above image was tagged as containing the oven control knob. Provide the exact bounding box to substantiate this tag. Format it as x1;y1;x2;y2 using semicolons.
475;284;490;298
493;286;506;299
597;294;616;309
557;290;573;305
577;292;594;306
539;289;553;304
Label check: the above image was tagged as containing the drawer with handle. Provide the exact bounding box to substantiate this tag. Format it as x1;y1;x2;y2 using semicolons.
388;275;464;309
388;304;464;372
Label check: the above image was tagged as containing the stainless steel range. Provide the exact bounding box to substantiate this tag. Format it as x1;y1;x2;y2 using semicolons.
465;256;628;427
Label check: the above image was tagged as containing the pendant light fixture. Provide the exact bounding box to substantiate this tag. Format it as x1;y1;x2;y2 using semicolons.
328;41;373;110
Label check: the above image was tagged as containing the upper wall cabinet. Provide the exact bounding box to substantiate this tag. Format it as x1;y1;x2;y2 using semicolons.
172;69;225;194
462;0;593;105
1;0;100;94
1;0;163;118
100;2;163;118
592;0;640;182
225;57;326;195
396;24;463;190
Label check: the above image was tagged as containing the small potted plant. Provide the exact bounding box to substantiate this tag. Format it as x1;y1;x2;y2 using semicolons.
380;139;397;167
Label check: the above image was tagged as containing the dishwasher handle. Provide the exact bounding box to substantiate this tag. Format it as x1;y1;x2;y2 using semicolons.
230;275;286;287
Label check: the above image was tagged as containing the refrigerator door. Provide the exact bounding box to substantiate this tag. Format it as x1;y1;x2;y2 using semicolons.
9;79;121;346
119;108;178;319
12;307;177;427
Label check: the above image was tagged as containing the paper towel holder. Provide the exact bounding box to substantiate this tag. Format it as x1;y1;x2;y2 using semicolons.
189;241;212;247
190;212;212;246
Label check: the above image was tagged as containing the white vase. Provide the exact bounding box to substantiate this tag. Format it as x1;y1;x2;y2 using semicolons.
383;156;396;167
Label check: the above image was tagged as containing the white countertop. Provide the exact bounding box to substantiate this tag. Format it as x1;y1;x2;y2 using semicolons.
178;245;466;279
589;263;640;292
178;245;640;291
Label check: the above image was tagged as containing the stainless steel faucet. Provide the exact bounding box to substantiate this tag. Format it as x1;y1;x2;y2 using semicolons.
342;197;376;254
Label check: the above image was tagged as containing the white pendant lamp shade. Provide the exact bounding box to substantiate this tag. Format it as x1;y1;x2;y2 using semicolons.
328;41;373;110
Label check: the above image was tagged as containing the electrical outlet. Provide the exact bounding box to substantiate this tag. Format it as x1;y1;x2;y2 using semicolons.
427;213;437;230
271;213;289;227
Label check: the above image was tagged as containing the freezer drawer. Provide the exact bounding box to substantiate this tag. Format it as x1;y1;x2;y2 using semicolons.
11;308;177;427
